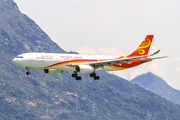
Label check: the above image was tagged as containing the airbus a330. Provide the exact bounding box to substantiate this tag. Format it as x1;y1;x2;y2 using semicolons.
13;35;167;80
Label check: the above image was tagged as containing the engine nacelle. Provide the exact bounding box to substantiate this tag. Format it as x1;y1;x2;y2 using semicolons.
44;69;63;74
76;65;94;73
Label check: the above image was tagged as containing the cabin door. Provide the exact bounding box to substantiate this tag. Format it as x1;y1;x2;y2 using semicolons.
28;55;33;61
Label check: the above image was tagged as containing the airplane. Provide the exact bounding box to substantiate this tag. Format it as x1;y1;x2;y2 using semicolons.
13;35;167;80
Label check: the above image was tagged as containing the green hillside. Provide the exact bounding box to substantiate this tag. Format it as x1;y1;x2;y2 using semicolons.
0;0;180;119
0;0;65;55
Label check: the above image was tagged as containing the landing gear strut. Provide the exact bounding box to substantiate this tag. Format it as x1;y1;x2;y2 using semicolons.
26;68;30;75
90;72;100;80
72;71;81;80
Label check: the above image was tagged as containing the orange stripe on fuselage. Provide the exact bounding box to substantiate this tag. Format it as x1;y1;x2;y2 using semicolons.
44;59;98;68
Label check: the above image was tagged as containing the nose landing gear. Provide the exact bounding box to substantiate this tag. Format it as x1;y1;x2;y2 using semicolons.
26;68;30;75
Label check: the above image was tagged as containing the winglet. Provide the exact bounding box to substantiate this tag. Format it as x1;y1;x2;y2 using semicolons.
153;49;160;55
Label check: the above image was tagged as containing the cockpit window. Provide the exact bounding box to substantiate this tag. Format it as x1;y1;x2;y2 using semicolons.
17;56;23;58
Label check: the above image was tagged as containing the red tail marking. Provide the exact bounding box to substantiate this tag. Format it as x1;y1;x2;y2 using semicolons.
128;35;154;57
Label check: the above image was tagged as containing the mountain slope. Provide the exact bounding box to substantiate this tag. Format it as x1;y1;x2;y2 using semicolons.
0;0;65;55
131;72;180;105
1;0;180;119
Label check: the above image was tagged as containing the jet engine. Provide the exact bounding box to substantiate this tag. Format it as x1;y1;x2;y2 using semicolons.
76;65;94;73
44;69;63;74
140;58;152;63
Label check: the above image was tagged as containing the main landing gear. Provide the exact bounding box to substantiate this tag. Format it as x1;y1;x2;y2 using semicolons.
72;72;81;80
90;72;100;80
26;68;30;75
72;72;100;80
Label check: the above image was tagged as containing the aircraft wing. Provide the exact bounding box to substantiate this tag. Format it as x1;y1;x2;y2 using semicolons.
88;50;161;69
67;50;164;69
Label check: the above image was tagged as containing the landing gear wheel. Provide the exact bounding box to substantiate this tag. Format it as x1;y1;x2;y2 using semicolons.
90;73;96;77
26;71;30;75
26;68;30;75
72;74;77;78
90;74;93;77
76;76;81;80
94;76;100;80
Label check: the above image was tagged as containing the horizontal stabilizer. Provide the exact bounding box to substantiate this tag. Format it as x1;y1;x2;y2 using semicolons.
151;56;169;60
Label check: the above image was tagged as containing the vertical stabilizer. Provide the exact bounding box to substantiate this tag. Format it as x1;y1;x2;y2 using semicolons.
128;35;154;57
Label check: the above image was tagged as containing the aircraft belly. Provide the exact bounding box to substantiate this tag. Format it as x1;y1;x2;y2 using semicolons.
96;66;121;71
47;65;75;71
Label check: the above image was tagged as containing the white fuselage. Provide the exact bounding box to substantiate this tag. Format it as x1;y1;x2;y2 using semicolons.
13;53;121;72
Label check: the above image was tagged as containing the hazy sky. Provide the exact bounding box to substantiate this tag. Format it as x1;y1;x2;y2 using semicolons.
14;0;180;90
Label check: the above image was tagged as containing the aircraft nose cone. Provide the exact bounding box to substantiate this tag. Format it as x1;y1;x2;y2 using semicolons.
13;58;19;65
13;58;17;63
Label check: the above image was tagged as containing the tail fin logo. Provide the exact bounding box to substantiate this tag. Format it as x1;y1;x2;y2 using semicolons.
128;35;154;57
135;38;151;55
